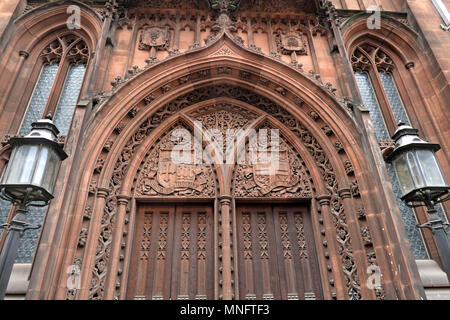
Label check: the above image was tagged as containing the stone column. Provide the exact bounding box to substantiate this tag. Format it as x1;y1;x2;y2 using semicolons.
104;194;130;300
77;187;110;300
316;194;345;300
338;187;376;300
218;195;233;300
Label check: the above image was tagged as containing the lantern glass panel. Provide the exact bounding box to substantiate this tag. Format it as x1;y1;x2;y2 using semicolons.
406;151;425;190
3;145;39;185
416;150;447;187
0;147;16;185
31;146;49;189
40;148;60;194
394;154;415;196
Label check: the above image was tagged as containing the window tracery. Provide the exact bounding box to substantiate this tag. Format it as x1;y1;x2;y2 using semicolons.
351;44;429;259
19;34;89;135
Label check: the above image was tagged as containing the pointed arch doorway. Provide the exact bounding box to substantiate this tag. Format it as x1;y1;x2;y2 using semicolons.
122;100;324;300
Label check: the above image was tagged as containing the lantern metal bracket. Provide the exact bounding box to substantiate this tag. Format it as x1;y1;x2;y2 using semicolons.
416;219;450;233
404;188;450;208
0;222;41;236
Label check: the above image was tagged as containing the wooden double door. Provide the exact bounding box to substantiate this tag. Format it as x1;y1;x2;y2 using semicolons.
127;203;322;300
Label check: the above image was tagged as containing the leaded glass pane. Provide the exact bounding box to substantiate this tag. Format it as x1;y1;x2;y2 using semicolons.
355;71;429;259
19;64;59;134
15;206;47;263
53;64;86;136
354;72;389;140
0;200;46;262
0;198;11;233
386;164;429;259
379;71;410;125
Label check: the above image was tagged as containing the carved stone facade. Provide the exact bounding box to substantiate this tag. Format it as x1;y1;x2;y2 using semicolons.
0;0;448;301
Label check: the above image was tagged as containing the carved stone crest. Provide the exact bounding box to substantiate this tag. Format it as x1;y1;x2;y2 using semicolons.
234;129;312;198
249;149;299;195
276;31;307;65
276;31;307;56
136;126;216;197
139;26;170;58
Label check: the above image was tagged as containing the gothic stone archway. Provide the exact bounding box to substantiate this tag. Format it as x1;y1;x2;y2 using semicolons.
64;83;383;300
27;33;424;300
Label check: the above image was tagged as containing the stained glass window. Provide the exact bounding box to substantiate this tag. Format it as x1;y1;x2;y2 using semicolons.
19;64;59;135
53;64;86;135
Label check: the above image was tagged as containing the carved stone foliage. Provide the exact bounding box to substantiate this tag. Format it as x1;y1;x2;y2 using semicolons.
135;125;216;197
189;104;258;157
190;104;257;131
89;194;115;300
330;196;361;299
234;125;312;198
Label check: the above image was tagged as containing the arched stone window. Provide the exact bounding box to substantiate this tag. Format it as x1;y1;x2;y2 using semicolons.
0;34;89;263
352;44;430;259
19;34;89;136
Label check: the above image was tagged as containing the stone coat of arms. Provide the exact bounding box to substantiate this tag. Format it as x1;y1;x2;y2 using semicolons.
137;146;215;197
138;26;170;52
276;31;307;56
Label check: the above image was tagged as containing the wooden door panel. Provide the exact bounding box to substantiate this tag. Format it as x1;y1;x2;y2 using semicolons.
236;205;281;300
170;205;214;300
236;204;322;300
127;204;213;300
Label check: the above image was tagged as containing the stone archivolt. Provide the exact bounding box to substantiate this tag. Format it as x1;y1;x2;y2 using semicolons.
79;78;377;300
